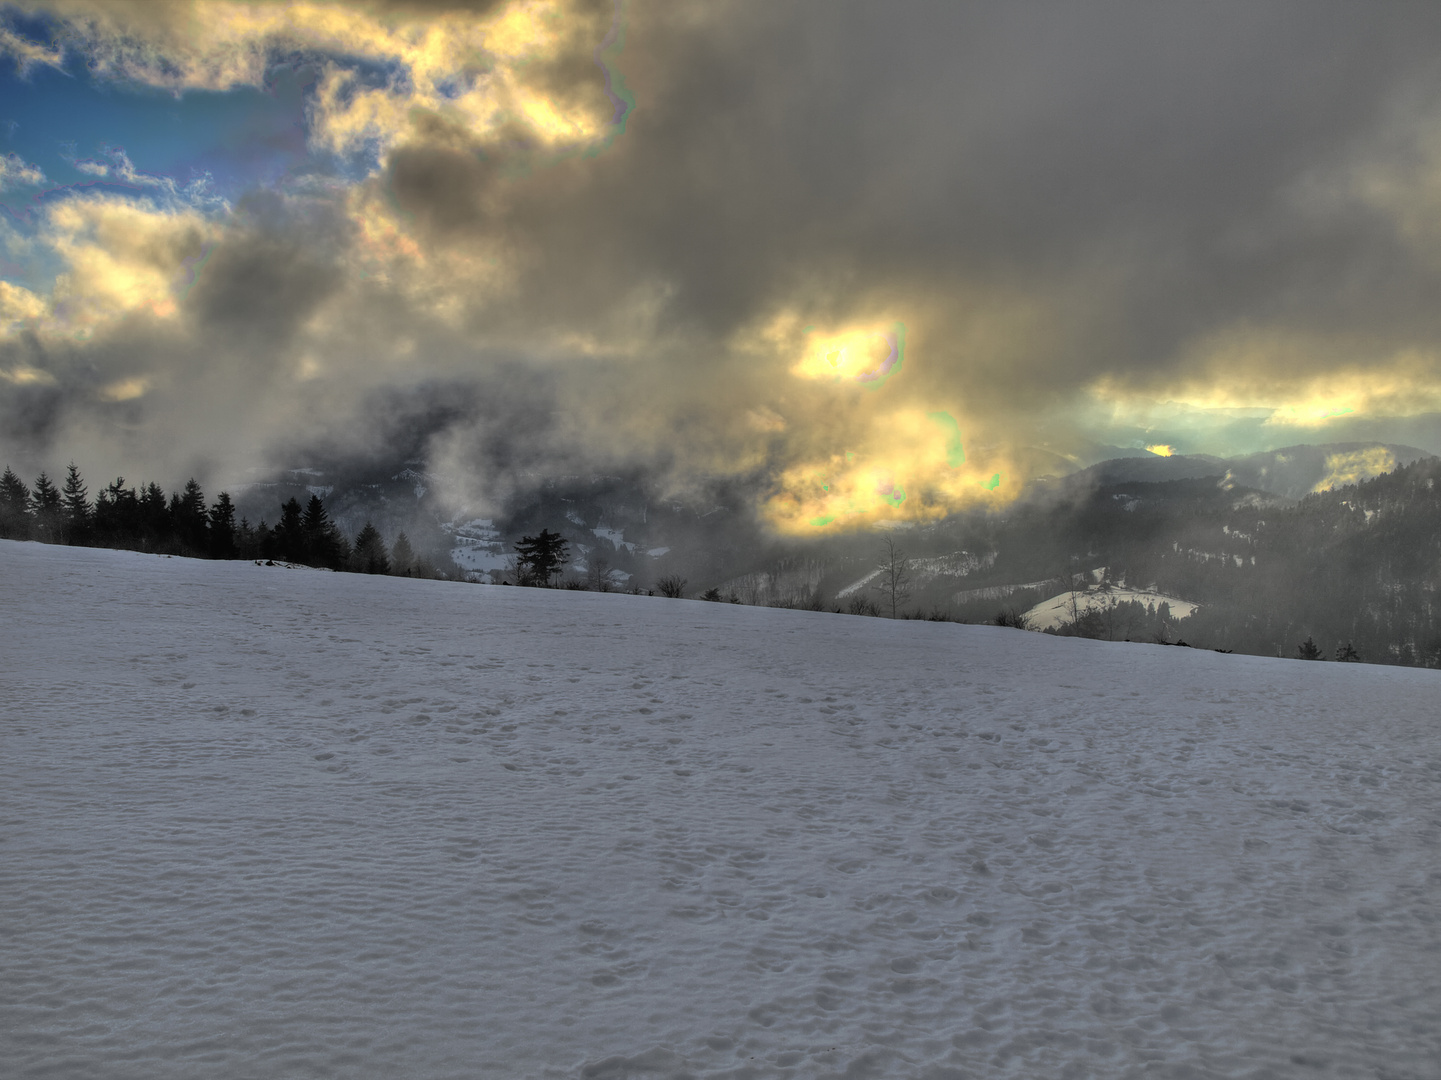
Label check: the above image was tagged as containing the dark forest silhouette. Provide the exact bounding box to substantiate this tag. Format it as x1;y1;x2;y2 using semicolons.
0;464;436;577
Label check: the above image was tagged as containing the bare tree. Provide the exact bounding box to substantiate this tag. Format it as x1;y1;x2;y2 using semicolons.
871;534;913;618
994;607;1030;629
587;554;615;592
656;574;687;598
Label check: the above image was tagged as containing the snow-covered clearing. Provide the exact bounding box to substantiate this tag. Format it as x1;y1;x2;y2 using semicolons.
2;539;1438;1079
1023;589;1201;632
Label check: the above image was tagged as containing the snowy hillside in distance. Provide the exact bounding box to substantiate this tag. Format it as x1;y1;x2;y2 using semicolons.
1023;588;1200;632
2;540;1438;1079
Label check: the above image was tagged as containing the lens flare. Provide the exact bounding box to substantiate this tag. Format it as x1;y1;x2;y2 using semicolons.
929;411;966;466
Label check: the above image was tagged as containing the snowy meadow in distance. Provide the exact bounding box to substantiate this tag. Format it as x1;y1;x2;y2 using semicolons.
1;539;1438;1079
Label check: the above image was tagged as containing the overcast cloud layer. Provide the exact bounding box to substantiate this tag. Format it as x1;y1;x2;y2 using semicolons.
3;1;1441;530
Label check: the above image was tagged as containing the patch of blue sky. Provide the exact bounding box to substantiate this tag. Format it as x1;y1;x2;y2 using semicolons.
1;62;321;206
0;15;424;216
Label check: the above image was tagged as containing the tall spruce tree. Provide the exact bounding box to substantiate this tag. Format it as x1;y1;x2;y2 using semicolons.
208;492;237;559
352;522;390;574
390;531;414;576
172;479;208;553
0;466;31;539
29;472;61;542
273;498;306;563
94;478;140;548
301;494;347;568
61;463;91;545
138;482;171;551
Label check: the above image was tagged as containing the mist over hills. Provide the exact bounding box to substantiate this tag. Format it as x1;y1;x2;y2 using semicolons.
1053;442;1433;501
208;440;1441;667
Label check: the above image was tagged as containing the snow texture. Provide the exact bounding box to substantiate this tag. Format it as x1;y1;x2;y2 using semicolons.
1023;589;1200;632
2;539;1439;1079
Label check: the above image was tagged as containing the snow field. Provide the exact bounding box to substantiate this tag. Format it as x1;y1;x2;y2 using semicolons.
1;539;1438;1079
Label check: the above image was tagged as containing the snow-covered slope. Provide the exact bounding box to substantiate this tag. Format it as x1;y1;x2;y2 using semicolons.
1024;587;1200;631
2;539;1438;1079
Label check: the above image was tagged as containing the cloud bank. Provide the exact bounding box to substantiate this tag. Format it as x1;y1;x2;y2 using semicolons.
4;0;1441;531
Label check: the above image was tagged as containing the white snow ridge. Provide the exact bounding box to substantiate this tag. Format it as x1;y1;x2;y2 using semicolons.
2;539;1438;1079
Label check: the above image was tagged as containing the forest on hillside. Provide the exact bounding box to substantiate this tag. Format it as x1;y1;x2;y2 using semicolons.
0;464;438;578
934;459;1441;666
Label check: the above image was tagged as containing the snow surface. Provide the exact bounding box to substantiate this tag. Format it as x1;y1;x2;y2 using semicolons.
2;539;1439;1079
450;542;512;574
1024;589;1200;632
593;528;634;553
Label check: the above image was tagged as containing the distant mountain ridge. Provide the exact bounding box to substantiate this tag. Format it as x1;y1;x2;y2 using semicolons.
1048;442;1433;501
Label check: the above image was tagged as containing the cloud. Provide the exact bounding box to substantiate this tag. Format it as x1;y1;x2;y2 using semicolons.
21;0;626;168
4;1;1441;526
0;22;63;74
0;150;44;189
65;146;229;214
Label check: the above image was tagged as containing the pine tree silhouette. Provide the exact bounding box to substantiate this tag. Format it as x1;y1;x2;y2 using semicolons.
302;494;346;568
0;466;31;539
274;498;305;563
208;493;237;558
514;529;568;586
139;483;171;550
390;531;414;576
61;463;91;545
29;472;61;542
352;522;390;574
95;478;140;548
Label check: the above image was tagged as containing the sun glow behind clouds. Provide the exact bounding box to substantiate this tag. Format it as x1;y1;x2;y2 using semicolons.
758;313;1016;532
789;321;906;385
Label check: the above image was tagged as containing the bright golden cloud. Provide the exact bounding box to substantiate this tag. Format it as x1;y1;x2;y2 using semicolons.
731;308;1019;533
41;196;219;337
1313;446;1398;492
26;0;626;166
1091;328;1441;433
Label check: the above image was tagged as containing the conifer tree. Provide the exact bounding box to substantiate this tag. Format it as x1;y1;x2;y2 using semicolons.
171;479;207;553
1297;636;1324;661
352;521;390;574
208;492;237;559
273;498;305;563
29;472;61;542
0;466;31;539
138;482;171;551
514;528;568;586
390;531;414;576
94;478;139;548
61;463;91;545
301;494;346;568
252;518;276;560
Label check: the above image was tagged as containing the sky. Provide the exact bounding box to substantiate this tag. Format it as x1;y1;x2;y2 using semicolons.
3;0;1441;532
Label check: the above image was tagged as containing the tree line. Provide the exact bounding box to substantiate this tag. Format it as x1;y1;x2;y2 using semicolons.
0;463;436;577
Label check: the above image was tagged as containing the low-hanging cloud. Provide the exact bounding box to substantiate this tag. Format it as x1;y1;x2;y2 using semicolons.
3;0;1441;531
